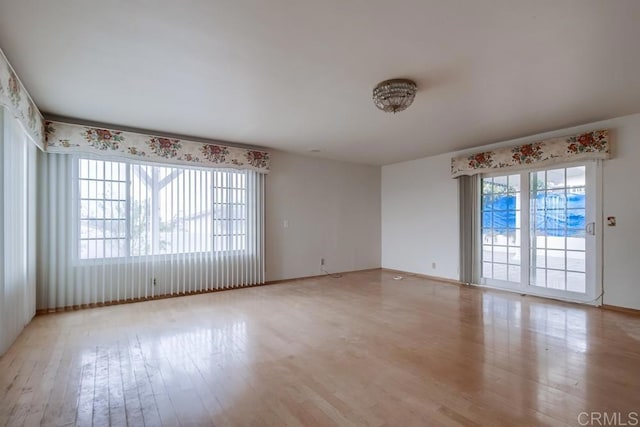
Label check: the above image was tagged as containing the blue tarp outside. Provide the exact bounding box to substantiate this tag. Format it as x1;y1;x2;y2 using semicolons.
482;193;585;236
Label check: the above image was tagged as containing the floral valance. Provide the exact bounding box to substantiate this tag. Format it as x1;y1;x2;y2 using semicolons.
0;49;45;148
46;121;271;173
451;129;610;178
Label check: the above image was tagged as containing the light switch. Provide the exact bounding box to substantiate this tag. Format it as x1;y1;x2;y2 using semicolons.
283;220;289;228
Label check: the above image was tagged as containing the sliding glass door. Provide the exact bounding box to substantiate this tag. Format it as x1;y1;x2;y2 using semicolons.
479;163;599;302
481;174;522;284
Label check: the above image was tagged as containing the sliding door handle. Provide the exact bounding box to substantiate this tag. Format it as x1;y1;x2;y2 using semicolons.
586;222;595;235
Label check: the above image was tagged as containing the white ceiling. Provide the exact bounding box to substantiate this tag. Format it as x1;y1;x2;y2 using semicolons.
1;0;640;165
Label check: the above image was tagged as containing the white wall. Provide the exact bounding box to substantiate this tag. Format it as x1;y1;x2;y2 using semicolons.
382;152;460;280
382;113;640;310
265;150;381;281
601;115;640;309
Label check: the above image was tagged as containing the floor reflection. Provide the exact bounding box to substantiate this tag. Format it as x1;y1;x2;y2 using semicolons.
479;292;590;422
153;321;248;363
5;271;639;426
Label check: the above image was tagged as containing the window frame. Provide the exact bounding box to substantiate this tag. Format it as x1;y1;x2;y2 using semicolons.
479;171;524;287
74;155;250;263
476;160;602;304
76;158;130;260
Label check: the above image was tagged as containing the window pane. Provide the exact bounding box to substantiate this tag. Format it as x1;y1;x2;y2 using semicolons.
94;161;105;180
533;268;546;286
104;220;124;238
94;181;105;199
532;249;546;269
482;262;492;279
482;212;493;229
531;192;545;211
508;265;521;282
566;208;585;230
567;272;586;293
493;175;507;187
508;247;520;266
482;245;492;262
79;240;89;259
567;237;585;251
493;246;508;264
566;194;585;210
80;220;90;239
532;171;546;189
545;190;565;209
482;178;493;194
87;160;99;179
567;251;586;272
507;174;520;192
533;211;545;231
507;229;519;247
80;180;90;199
547;250;565;270
79;159;90;179
493;263;508;281
566;166;585;188
213;236;225;250
547;236;565;250
482;195;493;211
547;270;565;290
546;169;565;188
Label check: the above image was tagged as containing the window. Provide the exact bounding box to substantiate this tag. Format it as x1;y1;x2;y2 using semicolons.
481;174;521;283
530;166;587;293
78;158;248;259
78;160;128;259
478;164;595;299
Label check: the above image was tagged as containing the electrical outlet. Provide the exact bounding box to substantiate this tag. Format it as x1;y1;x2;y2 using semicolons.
321;258;325;266
153;278;157;286
432;262;436;269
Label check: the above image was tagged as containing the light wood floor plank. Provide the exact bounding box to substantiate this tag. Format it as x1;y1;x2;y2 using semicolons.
1;270;639;426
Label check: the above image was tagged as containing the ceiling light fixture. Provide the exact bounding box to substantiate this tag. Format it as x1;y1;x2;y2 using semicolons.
372;78;417;113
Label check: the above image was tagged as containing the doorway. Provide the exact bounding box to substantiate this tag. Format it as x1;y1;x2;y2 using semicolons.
479;163;600;303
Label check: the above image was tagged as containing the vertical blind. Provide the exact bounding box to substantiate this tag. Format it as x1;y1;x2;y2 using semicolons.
459;175;479;284
37;154;265;311
0;109;37;355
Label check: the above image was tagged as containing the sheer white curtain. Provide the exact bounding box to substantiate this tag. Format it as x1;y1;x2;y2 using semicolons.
37;154;265;311
0;108;37;355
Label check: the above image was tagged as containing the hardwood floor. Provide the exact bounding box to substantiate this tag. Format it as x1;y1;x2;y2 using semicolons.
1;270;639;426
